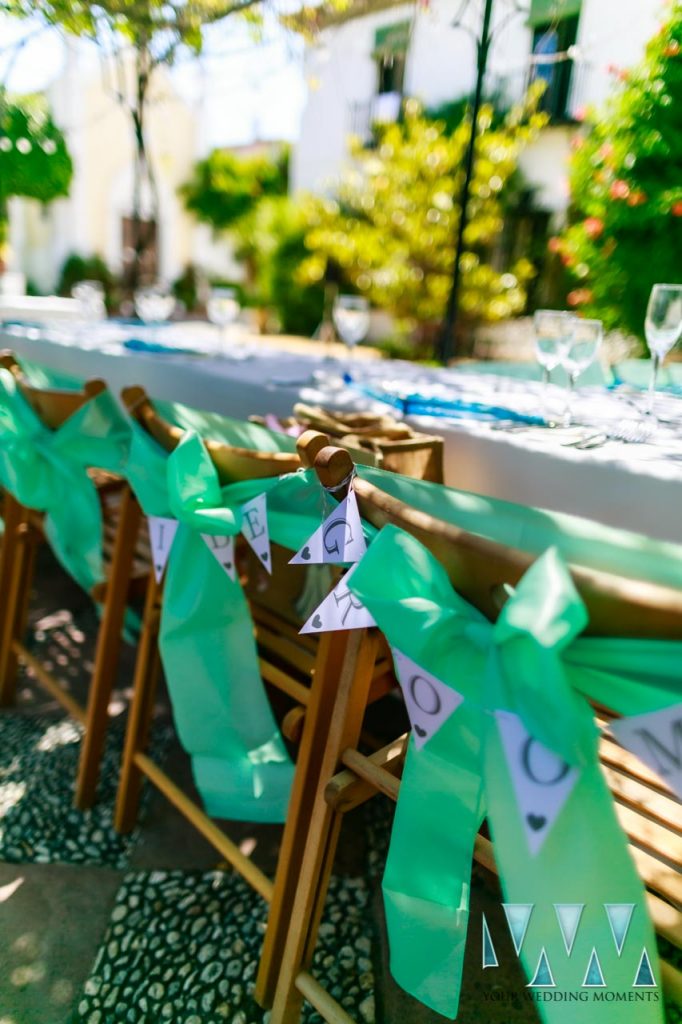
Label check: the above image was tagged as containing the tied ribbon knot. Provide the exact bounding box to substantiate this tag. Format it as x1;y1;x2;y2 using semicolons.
0;368;130;591
349;525;664;1023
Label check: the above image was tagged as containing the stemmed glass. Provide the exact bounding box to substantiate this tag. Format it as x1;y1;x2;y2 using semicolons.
134;283;175;342
207;286;240;355
644;283;682;416
533;309;572;411
72;280;106;322
332;295;370;380
560;318;602;427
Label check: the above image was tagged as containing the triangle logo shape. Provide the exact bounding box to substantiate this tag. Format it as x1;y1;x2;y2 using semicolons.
583;948;606;988
482;914;498;969
604;903;635;956
503;904;533;956
290;491;367;565
554;904;584;956
633;948;657;988
527;947;555;988
147;515;179;583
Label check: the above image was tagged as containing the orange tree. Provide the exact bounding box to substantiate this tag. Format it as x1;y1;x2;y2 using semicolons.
554;3;682;341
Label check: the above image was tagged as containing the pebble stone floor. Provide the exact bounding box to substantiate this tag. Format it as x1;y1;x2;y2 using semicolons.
6;545;674;1024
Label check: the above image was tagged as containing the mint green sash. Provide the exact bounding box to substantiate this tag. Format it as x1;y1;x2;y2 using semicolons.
125;422;329;822
0;368;130;591
350;526;676;1022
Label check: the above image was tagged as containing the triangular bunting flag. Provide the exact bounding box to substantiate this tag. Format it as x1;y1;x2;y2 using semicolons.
554;904;584;956
496;710;580;856
583;948;606;987
300;563;376;634
604;903;635;956
290;491;366;565
147;515;179;583
632;947;657;988
240;494;271;574
201;533;236;582
482;914;498;969
391;648;463;750
611;703;682;799
503;904;533;956
527;948;555;988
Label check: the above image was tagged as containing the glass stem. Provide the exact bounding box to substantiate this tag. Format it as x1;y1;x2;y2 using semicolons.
646;353;660;416
563;373;576;428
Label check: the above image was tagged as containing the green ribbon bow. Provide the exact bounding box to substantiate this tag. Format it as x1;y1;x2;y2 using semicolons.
0;368;130;592
125;422;331;822
350;525;677;1022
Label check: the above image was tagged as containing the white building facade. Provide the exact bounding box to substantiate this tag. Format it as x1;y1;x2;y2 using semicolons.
292;0;662;214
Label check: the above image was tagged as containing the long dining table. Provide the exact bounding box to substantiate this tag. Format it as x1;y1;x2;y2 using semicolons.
4;319;682;545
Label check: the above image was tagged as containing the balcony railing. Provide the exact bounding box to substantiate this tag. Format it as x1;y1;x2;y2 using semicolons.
349;91;402;141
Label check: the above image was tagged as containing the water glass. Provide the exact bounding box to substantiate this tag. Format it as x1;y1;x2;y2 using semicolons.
72;280;106;322
561;318;602;427
207;287;240;353
333;295;370;378
645;283;682;416
533;309;571;404
134;283;175;333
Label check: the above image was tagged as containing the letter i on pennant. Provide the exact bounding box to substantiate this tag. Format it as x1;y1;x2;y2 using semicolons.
147;515;179;583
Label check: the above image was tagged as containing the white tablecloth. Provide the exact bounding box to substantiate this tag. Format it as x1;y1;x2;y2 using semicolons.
4;321;682;545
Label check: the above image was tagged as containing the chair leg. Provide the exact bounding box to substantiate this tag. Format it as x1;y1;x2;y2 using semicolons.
114;571;162;834
268;629;380;1024
256;630;365;1007
74;488;143;809
0;503;36;707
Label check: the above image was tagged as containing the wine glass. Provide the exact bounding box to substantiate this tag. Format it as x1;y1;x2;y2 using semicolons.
134;283;175;342
333;295;370;379
560;318;602;427
533;309;571;409
644;283;682;416
72;280;106;322
207;286;240;354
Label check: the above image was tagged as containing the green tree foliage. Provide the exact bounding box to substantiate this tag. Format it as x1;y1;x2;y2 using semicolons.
298;90;547;334
0;95;72;254
181;148;289;231
555;5;682;340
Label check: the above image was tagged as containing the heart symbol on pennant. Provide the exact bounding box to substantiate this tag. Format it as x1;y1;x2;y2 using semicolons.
312;614;323;629
414;724;427;738
224;562;233;571
302;546;311;561
526;814;547;832
261;551;269;562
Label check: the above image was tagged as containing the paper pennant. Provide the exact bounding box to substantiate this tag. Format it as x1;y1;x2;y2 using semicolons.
496;711;580;857
147;515;179;583
503;904;533;956
391;648;463;750
604;903;634;956
610;703;682;799
554;904;584;956
300;563;376;634
201;533;236;582
240;493;271;574
290;491;366;565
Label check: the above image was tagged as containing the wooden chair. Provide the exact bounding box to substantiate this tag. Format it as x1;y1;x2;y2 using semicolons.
0;352;151;808
266;440;682;1024
113;393;397;992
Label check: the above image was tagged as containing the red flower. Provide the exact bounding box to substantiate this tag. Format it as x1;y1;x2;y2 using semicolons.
573;105;587;122
672;201;682;217
598;142;614;161
665;40;680;57
610;179;630;200
561;253;574;268
627;190;647;206
548;236;562;253
584;217;604;239
567;289;593;307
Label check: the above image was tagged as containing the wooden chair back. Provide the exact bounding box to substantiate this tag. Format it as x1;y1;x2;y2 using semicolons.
0;350;106;430
307;438;682;640
121;385;301;481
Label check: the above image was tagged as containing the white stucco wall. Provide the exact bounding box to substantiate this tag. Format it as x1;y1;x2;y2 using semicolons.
293;0;664;209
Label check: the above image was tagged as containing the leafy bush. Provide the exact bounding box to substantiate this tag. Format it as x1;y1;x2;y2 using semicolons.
555;4;682;341
56;253;116;307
